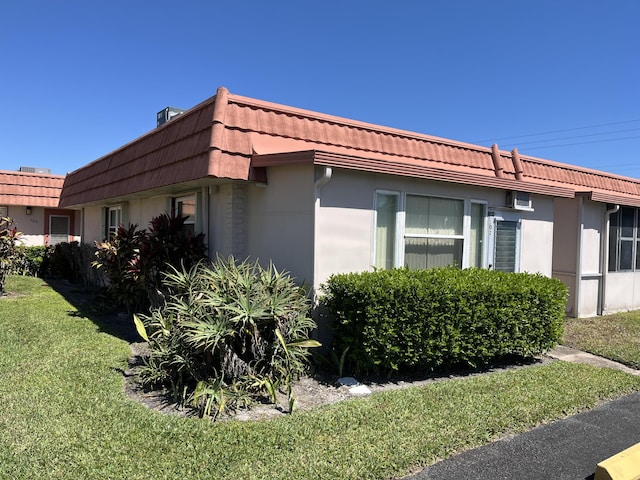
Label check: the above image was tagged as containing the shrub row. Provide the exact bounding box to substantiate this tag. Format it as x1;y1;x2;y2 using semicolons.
322;267;568;374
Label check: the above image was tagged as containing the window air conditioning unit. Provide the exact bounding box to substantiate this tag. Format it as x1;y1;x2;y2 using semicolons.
156;107;185;127
506;191;533;211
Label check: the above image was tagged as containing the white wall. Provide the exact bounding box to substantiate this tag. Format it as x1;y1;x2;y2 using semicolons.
313;169;556;290
245;165;316;286
578;201;604;317
519;195;554;276
604;272;640;313
7;206;81;247
10;206;47;246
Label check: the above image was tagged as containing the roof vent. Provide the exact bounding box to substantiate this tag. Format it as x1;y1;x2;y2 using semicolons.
156;107;185;127
506;191;533;211
19;166;51;174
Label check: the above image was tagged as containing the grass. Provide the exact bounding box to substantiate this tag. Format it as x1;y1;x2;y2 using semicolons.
563;311;640;369
1;276;640;479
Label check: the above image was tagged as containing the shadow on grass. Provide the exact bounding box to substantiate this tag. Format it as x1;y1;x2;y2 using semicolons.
44;278;140;343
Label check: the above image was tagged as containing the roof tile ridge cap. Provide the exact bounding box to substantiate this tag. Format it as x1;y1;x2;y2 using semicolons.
208;87;230;176
227;93;494;154
518;152;640;184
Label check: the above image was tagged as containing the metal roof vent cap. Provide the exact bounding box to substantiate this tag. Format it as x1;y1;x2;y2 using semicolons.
156;107;185;127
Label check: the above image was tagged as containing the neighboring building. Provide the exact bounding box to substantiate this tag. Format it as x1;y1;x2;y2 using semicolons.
0;168;80;246
58;87;640;326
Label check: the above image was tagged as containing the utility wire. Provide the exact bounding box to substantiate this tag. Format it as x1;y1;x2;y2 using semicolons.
500;127;640;148
517;134;640;151
471;119;640;143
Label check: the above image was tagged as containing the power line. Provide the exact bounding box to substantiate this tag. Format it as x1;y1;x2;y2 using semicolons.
470;119;640;143
500;127;640;148
517;135;640;151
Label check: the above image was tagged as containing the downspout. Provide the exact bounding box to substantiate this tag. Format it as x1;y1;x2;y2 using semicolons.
599;204;620;315
314;166;333;195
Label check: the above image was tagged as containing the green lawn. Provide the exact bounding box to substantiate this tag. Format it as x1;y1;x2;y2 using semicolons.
563;311;640;369
2;276;640;480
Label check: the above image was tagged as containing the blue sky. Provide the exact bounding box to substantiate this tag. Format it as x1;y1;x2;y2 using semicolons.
1;1;639;178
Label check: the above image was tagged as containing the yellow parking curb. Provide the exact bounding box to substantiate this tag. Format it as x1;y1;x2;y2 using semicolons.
594;442;640;480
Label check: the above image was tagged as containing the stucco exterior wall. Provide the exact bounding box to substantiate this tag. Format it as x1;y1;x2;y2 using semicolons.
11;206;49;246
313;169;555;290
604;272;640;313
8;206;81;246
552;198;579;314
578;201;604;317
81;206;104;244
245;165;315;286
519;196;554;276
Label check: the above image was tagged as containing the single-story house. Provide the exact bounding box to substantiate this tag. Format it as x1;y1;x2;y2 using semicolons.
1;168;80;246
59;87;640;329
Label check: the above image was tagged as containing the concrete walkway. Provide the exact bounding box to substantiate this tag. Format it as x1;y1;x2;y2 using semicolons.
548;344;640;376
406;346;640;480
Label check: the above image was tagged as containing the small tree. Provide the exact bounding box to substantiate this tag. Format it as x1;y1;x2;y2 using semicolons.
0;217;23;294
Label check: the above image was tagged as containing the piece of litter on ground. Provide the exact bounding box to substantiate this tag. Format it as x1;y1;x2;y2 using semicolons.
349;385;372;395
337;377;359;387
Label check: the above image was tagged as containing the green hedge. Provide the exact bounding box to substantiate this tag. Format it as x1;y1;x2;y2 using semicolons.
321;267;568;374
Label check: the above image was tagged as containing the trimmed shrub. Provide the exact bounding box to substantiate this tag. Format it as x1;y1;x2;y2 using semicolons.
14;246;47;276
135;257;320;418
321;267;568;375
43;241;99;285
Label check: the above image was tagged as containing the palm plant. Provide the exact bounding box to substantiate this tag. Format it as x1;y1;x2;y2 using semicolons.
135;257;320;418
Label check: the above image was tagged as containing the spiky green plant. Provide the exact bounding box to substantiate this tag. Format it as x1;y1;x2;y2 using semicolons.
135;256;320;418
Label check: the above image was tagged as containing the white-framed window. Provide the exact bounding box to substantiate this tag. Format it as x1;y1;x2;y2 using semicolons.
469;201;487;269
404;194;464;269
0;206;7;218
373;191;400;269
609;206;640;271
373;191;518;272
173;194;197;234
106;205;122;239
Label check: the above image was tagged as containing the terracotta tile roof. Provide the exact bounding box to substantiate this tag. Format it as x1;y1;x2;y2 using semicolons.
0;170;66;208
59;87;640;208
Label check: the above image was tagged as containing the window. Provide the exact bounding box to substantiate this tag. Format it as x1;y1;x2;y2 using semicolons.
492;220;519;272
49;215;70;245
374;191;483;270
469;202;486;268
173;195;197;234
374;192;399;269
404;195;464;269
106;206;122;239
0;206;7;218
609;206;640;271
